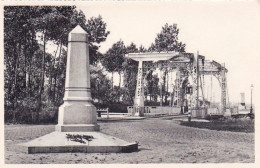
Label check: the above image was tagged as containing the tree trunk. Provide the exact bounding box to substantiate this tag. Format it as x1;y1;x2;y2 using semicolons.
118;71;121;88
28;34;35;97
28;59;31;97
24;31;27;96
129;93;134;105
53;42;62;102
37;30;46;122
12;44;20;122
111;71;114;90
160;83;163;106
165;70;168;105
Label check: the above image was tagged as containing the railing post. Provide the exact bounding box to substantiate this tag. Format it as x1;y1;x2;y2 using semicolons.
107;108;109;119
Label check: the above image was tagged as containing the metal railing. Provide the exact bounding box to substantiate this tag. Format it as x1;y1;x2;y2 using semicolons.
127;106;150;116
96;108;109;118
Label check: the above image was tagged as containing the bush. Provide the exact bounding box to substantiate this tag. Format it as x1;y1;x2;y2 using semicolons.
39;101;58;124
180;118;254;133
108;103;128;113
145;101;160;106
4;107;14;124
4;98;58;124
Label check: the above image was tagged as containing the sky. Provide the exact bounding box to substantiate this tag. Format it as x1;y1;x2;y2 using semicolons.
75;1;260;105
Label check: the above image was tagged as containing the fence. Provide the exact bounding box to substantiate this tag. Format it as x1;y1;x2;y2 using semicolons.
127;106;181;116
96;108;109;118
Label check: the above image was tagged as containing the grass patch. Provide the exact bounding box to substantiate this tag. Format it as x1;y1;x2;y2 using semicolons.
180;118;254;133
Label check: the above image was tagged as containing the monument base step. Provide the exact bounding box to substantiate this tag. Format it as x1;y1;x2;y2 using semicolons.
20;131;138;154
55;124;100;132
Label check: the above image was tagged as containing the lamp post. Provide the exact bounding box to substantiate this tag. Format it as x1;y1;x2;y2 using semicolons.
96;77;101;118
97;77;100;109
250;84;254;114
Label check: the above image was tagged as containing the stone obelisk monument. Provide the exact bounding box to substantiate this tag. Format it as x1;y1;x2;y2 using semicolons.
22;25;138;154
55;25;99;132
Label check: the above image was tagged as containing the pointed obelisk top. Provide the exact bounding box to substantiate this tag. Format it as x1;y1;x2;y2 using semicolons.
69;25;88;42
70;25;87;34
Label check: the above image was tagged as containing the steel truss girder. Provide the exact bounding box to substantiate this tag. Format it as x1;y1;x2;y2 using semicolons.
198;61;227;113
143;61;191;71
143;61;193;108
127;52;228;114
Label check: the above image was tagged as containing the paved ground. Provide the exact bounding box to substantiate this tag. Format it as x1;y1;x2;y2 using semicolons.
5;118;254;164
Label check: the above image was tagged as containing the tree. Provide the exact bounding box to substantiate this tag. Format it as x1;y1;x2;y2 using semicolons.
122;43;139;104
30;6;86;122
4;6;110;123
90;65;113;105
153;23;185;52
148;43;156;52
4;6;40;122
149;23;186;105
102;40;126;90
139;45;147;52
84;15;110;64
145;71;160;103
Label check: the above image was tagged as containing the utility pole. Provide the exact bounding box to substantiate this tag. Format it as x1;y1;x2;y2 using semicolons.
196;51;200;108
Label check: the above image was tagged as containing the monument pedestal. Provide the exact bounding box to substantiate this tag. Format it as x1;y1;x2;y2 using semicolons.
56;124;100;132
22;132;138;154
55;101;100;132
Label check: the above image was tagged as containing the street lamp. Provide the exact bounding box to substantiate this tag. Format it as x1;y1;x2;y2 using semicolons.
96;77;100;109
250;84;254;114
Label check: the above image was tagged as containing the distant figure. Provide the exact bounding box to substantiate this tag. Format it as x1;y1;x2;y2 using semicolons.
184;106;189;113
188;112;191;122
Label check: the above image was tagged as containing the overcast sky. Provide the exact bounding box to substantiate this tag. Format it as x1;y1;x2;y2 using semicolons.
77;1;260;104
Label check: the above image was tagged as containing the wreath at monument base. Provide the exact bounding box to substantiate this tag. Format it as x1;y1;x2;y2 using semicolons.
66;134;94;145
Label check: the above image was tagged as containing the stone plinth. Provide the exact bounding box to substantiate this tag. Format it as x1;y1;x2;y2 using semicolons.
22;132;138;154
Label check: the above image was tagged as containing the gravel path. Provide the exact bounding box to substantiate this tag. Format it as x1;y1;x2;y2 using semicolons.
4;118;254;163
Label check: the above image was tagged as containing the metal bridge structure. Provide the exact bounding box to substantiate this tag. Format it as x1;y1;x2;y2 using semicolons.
125;51;228;117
